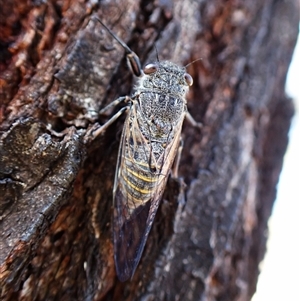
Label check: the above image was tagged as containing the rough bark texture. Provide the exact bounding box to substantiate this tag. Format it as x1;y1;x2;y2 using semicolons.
0;0;298;300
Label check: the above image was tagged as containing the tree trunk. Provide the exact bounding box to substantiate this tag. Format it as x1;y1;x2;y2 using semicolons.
0;0;298;300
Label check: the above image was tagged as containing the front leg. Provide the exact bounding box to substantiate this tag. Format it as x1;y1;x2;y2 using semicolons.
185;110;202;129
99;96;131;116
172;138;184;178
84;96;131;144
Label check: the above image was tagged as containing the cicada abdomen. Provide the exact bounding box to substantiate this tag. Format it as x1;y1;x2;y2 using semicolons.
92;17;196;282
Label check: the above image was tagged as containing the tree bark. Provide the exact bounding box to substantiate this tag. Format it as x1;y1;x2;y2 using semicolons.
0;0;298;300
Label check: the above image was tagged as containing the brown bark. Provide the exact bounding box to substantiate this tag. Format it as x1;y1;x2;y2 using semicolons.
0;0;298;300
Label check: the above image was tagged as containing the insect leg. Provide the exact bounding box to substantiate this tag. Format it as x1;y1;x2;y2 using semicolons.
172;138;183;178
171;112;201;176
172;111;201;174
84;105;129;143
99;96;130;116
185;111;202;129
92;16;143;77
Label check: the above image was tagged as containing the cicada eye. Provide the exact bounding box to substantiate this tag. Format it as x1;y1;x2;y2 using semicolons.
144;63;158;74
184;73;193;86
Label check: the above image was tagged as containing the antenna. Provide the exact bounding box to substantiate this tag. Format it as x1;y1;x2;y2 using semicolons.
185;58;203;68
154;45;160;62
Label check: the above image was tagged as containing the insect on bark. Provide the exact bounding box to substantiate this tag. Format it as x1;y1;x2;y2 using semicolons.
91;17;200;282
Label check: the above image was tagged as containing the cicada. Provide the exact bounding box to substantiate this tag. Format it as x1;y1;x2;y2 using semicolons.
92;17;199;282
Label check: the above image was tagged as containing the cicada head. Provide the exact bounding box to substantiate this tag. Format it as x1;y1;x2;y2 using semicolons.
139;61;193;98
